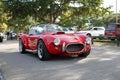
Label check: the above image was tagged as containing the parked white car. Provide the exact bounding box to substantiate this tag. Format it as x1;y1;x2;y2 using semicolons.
78;27;105;39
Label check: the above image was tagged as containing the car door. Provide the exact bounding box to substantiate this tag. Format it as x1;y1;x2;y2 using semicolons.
28;26;39;50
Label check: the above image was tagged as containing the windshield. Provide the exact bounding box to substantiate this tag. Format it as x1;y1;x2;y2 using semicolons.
37;24;63;32
106;24;115;30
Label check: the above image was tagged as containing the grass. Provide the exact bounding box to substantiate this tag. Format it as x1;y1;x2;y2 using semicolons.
92;39;119;46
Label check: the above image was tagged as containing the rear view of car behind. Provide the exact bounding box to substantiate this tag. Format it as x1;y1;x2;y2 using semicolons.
105;23;120;41
105;23;120;46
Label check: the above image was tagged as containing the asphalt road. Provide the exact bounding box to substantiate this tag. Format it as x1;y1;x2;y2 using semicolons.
0;40;120;80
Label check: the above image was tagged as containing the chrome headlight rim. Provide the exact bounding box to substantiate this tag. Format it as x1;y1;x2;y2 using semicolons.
54;38;60;46
86;37;91;44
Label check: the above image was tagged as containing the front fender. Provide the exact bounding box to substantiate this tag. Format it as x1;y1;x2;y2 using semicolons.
40;36;62;55
19;34;29;49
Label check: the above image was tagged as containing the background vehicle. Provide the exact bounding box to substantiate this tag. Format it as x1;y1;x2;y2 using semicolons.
0;32;4;42
62;28;74;34
6;32;17;40
19;24;91;61
78;27;105;39
12;33;17;39
105;23;120;41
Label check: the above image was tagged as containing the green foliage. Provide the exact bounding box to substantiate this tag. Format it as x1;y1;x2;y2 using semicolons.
1;0;117;32
60;0;112;29
7;16;38;32
0;1;8;32
2;0;72;23
103;13;120;26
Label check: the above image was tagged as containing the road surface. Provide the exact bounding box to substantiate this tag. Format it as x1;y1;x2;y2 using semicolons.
0;40;120;80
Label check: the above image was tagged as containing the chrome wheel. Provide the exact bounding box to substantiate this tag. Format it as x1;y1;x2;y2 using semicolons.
37;40;51;60
38;42;43;59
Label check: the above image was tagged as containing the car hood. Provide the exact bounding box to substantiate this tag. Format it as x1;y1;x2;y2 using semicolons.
51;32;86;43
41;32;86;43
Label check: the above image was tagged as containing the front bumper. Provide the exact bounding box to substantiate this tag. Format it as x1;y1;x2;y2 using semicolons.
62;42;91;56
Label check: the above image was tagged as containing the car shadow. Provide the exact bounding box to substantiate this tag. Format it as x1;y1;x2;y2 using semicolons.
20;52;86;61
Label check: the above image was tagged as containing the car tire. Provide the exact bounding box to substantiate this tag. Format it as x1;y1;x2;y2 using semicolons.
37;40;51;60
19;39;26;53
111;39;115;41
117;38;120;46
79;49;91;57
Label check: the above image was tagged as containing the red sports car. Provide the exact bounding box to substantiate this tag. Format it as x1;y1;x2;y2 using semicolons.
19;24;91;60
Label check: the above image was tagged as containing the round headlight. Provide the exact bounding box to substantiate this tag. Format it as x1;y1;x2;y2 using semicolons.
86;37;91;44
54;38;60;46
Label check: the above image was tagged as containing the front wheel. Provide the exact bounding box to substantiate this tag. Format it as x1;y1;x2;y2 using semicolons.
111;39;115;41
37;40;51;60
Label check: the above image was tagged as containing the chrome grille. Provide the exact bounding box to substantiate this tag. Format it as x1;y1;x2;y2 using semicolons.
65;43;84;53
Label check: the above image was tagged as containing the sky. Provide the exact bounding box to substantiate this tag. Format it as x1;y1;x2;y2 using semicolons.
103;0;120;13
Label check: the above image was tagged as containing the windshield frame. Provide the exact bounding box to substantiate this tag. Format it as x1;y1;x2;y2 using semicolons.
37;24;63;33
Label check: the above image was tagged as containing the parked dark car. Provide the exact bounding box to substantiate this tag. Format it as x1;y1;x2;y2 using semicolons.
0;32;4;42
105;23;120;41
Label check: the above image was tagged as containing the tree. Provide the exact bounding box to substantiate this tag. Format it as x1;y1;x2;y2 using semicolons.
0;1;8;32
102;13;120;26
60;0;112;30
2;0;113;31
2;0;73;23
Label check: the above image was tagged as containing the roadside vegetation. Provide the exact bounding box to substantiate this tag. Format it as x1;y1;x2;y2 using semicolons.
92;39;119;46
